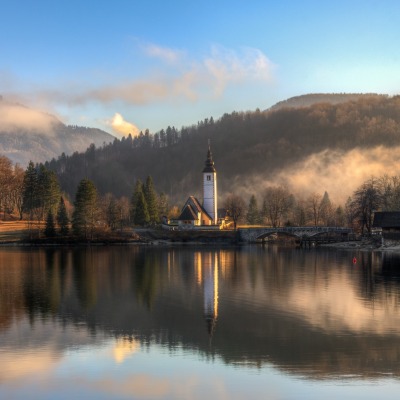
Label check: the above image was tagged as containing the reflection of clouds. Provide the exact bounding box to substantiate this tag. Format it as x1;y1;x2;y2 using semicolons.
113;337;140;364
0;351;59;383
286;272;400;334
77;373;233;400
89;375;170;398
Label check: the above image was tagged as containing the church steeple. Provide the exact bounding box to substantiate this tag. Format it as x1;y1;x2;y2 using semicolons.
202;141;218;224
203;142;216;173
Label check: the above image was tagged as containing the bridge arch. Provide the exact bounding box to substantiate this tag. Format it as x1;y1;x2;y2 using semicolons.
256;231;301;241
238;226;353;243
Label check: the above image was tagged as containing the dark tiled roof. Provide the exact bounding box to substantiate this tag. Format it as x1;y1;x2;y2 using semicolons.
373;212;400;228
178;204;198;221
186;196;213;221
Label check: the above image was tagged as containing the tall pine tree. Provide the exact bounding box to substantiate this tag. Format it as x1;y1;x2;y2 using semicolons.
72;179;98;238
57;196;69;236
144;175;158;224
44;209;56;238
130;179;143;224
246;195;260;225
130;179;150;226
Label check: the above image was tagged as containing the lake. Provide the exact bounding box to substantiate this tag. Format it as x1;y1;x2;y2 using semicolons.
1;245;400;399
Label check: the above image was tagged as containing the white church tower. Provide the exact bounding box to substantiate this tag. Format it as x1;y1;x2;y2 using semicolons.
203;142;218;224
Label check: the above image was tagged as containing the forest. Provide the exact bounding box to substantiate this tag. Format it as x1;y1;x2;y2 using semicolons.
2;94;400;237
0;154;399;236
41;94;400;204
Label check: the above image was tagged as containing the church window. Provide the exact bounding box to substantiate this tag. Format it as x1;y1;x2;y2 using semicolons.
207;175;211;181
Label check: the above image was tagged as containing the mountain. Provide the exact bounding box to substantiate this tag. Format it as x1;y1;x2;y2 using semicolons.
0;98;114;166
44;94;400;205
268;93;387;111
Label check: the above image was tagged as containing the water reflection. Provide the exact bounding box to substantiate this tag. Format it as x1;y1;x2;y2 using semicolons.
1;246;400;383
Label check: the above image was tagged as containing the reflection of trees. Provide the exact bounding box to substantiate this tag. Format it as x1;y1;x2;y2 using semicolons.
373;253;400;306
23;250;52;323
6;246;400;379
45;249;61;313
72;249;98;310
131;249;161;309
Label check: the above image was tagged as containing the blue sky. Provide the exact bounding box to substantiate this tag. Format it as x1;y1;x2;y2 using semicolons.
1;0;400;137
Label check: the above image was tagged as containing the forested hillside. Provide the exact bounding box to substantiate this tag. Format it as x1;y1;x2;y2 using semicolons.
269;93;386;111
44;95;400;205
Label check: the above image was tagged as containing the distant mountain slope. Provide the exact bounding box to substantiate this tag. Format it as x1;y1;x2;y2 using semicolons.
0;99;114;166
45;94;400;204
269;93;387;111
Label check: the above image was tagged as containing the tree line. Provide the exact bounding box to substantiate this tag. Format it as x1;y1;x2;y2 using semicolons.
42;95;400;204
2;153;400;236
226;174;400;234
0;155;172;239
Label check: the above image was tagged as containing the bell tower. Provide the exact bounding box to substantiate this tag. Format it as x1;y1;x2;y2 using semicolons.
203;141;217;224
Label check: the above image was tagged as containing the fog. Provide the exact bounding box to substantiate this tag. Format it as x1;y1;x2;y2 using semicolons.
0;101;59;134
233;146;400;204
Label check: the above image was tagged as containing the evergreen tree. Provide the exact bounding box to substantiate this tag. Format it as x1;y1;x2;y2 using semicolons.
130;179;144;223
22;161;38;220
36;166;61;221
72;179;98;238
44;209;56;237
106;196;118;231
144;175;159;224
319;191;333;226
131;179;152;226
158;192;169;221
134;191;150;226
57;196;69;236
246;195;260;225
22;161;38;236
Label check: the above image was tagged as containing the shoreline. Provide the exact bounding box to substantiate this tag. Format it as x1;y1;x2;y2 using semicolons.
1;237;400;252
1;225;400;252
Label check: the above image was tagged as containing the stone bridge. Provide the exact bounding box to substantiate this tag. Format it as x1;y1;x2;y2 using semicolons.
237;226;353;243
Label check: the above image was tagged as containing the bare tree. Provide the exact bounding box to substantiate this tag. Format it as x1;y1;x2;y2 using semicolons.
224;194;245;230
306;192;322;226
262;186;292;227
11;164;25;220
378;174;400;211
351;177;382;235
0;156;13;220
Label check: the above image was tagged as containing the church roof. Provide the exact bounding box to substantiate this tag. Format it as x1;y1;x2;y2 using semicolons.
178;204;198;221
202;144;216;173
178;196;213;222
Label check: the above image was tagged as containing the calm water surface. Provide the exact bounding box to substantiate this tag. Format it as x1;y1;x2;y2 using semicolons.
1;245;400;399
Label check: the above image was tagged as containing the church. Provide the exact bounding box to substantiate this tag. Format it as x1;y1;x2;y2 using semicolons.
165;143;222;229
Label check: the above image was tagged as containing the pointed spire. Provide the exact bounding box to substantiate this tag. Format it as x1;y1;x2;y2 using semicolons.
203;140;216;173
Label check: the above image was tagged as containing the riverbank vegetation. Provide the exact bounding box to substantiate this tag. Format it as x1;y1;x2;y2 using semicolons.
3;95;400;240
1;153;399;241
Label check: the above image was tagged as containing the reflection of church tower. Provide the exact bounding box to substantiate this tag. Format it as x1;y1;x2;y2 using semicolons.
203;142;218;224
203;252;219;337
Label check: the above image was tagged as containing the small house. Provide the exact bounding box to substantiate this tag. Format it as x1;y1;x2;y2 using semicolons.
372;211;400;240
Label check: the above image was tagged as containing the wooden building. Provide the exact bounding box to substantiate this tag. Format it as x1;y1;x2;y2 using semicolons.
373;211;400;240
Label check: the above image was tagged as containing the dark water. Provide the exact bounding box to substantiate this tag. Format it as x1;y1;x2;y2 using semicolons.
1;245;400;399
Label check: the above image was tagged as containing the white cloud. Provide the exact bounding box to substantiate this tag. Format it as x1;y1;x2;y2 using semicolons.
142;43;183;64
6;43;275;109
108;113;140;138
204;45;275;96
